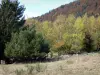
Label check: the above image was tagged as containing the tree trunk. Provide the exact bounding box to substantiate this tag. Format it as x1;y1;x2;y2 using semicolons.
0;60;5;64
0;43;5;64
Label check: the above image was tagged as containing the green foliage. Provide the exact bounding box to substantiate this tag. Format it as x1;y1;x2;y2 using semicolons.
93;17;100;51
63;34;83;54
25;14;100;56
54;15;83;55
0;0;25;59
5;25;50;60
83;32;95;52
1;0;100;63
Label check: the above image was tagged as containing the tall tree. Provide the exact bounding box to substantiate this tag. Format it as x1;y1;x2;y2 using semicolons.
0;0;25;60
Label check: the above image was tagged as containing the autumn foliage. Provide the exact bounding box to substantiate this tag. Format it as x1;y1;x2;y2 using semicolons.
35;0;100;22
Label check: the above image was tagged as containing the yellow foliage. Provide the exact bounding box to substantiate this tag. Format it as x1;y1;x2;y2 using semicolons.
54;41;65;49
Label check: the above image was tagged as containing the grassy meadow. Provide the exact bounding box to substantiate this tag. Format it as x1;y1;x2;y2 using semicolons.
0;53;100;75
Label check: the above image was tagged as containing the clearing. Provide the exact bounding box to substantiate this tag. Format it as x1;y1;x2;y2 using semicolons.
0;53;100;75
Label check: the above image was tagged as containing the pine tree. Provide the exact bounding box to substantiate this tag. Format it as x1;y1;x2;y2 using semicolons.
83;32;94;52
5;25;50;61
0;0;25;61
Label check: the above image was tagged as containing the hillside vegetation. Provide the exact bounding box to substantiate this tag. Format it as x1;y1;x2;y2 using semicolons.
26;14;100;56
35;0;100;21
0;0;100;75
0;0;100;66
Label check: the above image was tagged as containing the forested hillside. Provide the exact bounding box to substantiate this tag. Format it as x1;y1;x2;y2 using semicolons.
0;0;100;65
25;0;100;56
0;0;100;75
26;14;100;56
34;0;100;21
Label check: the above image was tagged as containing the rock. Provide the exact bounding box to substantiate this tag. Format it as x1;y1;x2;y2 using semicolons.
0;60;5;64
59;55;70;60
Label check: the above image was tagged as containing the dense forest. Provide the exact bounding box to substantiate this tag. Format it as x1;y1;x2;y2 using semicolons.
26;14;100;56
34;0;100;21
0;0;100;64
0;0;50;63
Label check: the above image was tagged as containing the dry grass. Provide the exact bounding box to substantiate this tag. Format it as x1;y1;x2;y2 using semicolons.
0;53;100;75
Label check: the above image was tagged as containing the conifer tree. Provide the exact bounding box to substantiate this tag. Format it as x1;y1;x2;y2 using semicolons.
0;0;25;60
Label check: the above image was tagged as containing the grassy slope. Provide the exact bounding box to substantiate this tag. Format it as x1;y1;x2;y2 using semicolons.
0;53;100;75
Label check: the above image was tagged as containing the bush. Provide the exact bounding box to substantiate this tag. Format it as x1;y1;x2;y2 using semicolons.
56;34;83;55
83;32;95;52
5;25;50;61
